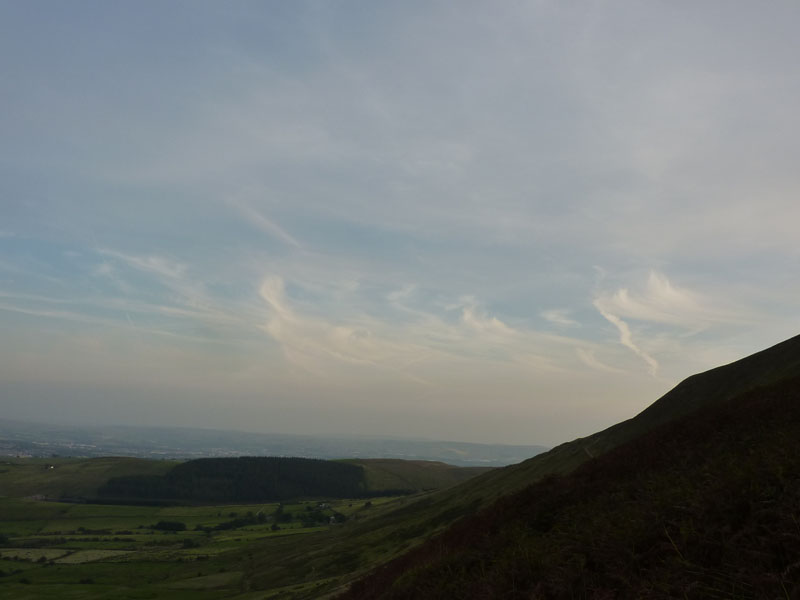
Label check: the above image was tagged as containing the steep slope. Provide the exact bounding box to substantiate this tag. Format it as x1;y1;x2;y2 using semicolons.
242;335;800;598
435;333;800;507
345;459;492;492
341;372;800;599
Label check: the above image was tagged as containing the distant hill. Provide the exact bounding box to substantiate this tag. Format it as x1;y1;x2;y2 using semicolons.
338;336;800;598
0;418;547;466
0;455;490;502
0;456;175;499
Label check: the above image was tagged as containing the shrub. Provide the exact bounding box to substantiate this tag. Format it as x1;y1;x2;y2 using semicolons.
152;521;186;532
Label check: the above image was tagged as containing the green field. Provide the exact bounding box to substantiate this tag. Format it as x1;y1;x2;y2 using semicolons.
0;457;176;499
0;494;407;599
0;455;490;599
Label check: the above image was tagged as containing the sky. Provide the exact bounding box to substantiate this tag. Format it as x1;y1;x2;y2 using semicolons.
1;1;800;446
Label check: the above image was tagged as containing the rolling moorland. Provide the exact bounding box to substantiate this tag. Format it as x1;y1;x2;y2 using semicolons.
1;334;800;598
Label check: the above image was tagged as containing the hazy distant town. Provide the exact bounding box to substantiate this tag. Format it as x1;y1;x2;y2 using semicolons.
0;418;547;467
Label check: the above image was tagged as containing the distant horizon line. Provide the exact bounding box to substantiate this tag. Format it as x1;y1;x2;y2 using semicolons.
0;416;550;450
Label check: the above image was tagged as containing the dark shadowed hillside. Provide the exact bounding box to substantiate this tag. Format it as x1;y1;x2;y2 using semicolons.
231;335;800;598
454;333;800;507
322;335;800;539
340;366;800;598
343;459;492;492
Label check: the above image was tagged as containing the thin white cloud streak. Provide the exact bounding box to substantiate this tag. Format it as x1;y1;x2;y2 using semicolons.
259;276;438;383
541;309;579;327
228;197;302;248
460;302;518;340
575;348;624;374
0;302;228;345
591;270;767;379
99;249;186;280
594;271;751;332
0;289;242;329
257;275;624;387
593;303;659;377
98;248;237;320
0;256;66;285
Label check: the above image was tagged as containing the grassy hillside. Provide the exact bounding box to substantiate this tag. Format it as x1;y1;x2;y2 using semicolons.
435;332;800;507
225;334;800;598
0;457;176;499
340;373;800;599
0;456;489;503
344;459;491;492
403;334;800;519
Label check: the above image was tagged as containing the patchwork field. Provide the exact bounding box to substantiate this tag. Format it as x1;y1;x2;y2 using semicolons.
0;455;493;598
0;494;404;599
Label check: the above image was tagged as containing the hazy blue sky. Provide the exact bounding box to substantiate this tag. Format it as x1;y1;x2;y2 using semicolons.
2;2;799;445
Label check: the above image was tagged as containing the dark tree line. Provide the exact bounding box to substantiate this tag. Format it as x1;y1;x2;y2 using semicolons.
98;456;367;503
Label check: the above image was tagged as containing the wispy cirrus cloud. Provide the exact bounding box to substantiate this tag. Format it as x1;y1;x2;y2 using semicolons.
575;347;624;374
99;249;187;281
258;276;438;383
592;271;759;377
3;2;799;444
90;249;260;340
460;301;518;340
0;299;225;345
228;196;302;249
541;309;579;328
593;271;746;332
257;274;618;387
593;302;660;377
